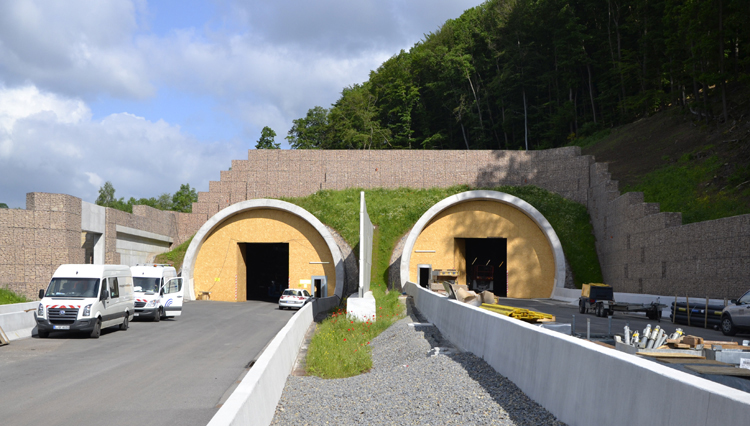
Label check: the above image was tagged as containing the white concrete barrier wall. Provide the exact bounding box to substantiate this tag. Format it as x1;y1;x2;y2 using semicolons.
208;302;314;426
405;282;750;426
0;302;39;341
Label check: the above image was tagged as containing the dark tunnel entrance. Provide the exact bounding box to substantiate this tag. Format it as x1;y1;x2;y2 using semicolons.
240;243;289;301
464;238;508;297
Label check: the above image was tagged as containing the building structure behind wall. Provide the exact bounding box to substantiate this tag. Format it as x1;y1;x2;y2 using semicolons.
0;193;201;299
3;146;750;301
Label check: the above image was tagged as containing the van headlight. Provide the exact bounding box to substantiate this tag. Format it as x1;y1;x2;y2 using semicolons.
83;304;92;317
146;299;159;308
37;303;45;318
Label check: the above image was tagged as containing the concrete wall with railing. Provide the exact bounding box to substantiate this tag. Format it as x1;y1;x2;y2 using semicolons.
405;281;750;426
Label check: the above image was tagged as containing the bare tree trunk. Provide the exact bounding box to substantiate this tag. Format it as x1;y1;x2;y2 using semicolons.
460;123;470;150
466;70;484;130
523;86;528;151
719;0;728;122
587;63;597;124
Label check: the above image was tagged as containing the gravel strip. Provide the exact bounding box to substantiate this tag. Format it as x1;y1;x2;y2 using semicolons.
271;299;567;426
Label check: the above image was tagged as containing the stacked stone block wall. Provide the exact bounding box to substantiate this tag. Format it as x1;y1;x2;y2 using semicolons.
0;193;83;298
587;162;750;299
1;194;195;300
192;147;590;215
4;146;750;301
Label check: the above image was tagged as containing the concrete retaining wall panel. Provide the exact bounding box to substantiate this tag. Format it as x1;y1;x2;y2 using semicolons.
407;282;750;426
208;303;313;426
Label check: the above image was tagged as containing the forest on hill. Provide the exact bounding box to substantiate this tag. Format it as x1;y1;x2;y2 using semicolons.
286;0;750;151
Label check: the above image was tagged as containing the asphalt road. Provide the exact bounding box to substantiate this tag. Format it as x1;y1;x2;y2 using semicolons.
0;300;296;426
495;297;744;342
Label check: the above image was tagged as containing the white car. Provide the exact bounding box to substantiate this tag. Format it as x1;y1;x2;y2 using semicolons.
279;288;311;310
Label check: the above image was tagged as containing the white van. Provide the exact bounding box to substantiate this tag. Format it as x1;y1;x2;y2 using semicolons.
130;264;184;321
35;264;135;338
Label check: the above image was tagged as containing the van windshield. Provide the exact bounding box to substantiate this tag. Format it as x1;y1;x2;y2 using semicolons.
45;278;100;298
133;277;161;293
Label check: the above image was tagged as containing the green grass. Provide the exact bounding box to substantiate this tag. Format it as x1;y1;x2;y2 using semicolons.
284;185;602;378
154;236;193;270
623;154;750;224
0;288;29;305
568;128;611;148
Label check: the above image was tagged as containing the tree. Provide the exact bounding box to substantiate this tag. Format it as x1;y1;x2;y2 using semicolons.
255;126;280;149
286;106;331;149
96;182;117;207
0;203;8;209
172;184;197;213
156;193;173;210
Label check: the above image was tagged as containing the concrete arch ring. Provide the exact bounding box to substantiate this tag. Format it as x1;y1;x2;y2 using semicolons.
181;199;345;301
399;190;566;293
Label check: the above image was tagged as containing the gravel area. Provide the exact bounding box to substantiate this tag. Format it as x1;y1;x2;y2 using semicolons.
271;299;567;426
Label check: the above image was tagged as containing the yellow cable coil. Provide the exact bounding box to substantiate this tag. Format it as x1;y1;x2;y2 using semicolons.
480;304;555;322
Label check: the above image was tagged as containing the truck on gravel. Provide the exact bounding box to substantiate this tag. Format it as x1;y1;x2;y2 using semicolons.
578;283;665;320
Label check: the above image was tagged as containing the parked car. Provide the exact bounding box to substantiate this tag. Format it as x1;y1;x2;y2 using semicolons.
279;288;311;310
721;289;750;336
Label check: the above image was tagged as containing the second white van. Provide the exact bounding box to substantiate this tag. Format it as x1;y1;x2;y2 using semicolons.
130;264;184;321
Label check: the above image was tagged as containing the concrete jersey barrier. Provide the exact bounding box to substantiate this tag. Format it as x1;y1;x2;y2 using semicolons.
207;302;314;426
405;282;750;426
0;302;39;341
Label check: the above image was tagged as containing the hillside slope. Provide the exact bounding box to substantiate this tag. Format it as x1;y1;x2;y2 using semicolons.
579;97;750;224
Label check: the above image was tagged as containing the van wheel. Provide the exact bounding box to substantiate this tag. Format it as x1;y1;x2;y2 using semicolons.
90;319;101;339
153;309;161;322
38;330;49;338
119;314;129;330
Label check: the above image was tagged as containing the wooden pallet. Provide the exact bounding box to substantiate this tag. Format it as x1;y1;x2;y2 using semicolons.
656;358;731;366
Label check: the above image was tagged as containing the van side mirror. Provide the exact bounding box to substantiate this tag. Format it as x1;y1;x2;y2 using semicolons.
101;290;109;301
39;289;44;299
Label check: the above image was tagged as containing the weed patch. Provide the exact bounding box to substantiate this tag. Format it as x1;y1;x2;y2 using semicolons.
0;288;29;305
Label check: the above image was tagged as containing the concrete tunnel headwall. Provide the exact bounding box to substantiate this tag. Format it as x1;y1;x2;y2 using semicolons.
399;190;565;298
182;199;345;302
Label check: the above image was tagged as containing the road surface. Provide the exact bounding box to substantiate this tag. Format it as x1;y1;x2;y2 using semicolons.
0;300;295;426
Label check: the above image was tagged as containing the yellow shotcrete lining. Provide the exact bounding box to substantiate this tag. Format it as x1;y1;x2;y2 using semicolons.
193;208;336;302
410;200;556;298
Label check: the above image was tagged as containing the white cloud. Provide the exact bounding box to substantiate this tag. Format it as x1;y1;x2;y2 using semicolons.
0;0;152;99
0;0;486;206
0;85;244;208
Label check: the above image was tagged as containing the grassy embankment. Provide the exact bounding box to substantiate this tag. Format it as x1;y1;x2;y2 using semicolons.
0;288;28;305
154;236;193;270
622;150;750;224
571;113;750;225
150;185;601;378
284;185;601;378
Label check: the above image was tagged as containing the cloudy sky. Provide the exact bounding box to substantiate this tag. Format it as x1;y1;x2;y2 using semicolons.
0;0;483;208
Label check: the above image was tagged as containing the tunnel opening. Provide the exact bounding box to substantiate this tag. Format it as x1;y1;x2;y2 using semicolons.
464;238;507;297
240;242;289;302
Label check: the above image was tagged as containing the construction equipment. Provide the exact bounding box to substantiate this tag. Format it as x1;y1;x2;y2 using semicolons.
579;283;666;320
480;303;555;323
